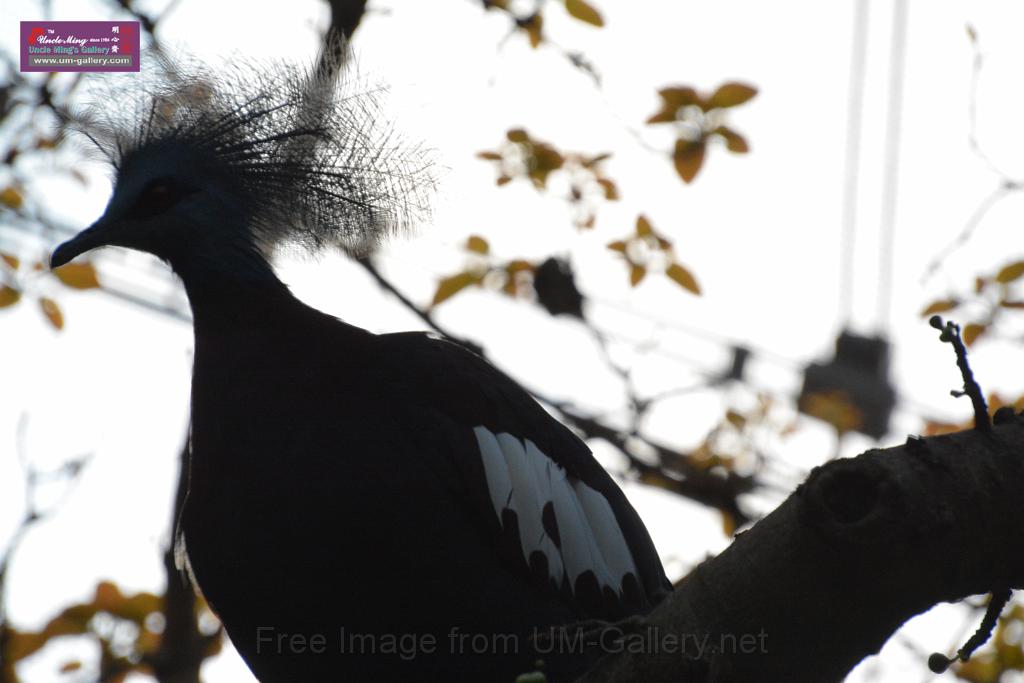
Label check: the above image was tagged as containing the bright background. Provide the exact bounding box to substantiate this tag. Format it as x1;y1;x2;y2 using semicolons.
3;0;1024;681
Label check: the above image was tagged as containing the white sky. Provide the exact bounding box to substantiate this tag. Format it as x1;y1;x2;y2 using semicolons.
3;0;1024;681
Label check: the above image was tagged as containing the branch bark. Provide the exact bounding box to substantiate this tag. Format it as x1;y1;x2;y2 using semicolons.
577;418;1024;682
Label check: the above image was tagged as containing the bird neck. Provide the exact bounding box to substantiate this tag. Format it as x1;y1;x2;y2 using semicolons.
170;243;294;329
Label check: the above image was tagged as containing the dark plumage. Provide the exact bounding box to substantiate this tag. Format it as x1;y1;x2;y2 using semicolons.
52;47;670;683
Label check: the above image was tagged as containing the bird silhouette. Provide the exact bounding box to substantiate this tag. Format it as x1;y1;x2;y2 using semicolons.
52;46;671;683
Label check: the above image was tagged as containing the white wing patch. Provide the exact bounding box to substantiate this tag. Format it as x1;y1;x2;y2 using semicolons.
472;426;638;597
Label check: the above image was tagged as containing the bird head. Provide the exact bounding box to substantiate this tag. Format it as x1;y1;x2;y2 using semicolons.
51;47;431;274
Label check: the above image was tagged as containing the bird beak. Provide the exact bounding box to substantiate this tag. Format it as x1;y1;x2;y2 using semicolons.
50;220;113;269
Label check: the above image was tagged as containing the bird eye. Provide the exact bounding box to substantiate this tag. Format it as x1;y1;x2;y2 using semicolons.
124;177;196;220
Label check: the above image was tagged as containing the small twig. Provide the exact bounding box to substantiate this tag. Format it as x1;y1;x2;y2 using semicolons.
928;587;1012;673
929;315;990;431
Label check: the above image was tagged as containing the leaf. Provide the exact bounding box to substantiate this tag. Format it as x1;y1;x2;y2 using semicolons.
0;285;21;308
657;86;701;109
1000;300;1024;309
583;152;612;167
635;214;653;237
962;322;985;346
919;299;959;316
54;261;101;290
40;297;64;330
966;23;978;44
629;264;646;286
476;151;503;161
506;259;535;275
721;511;737;537
60;661;82;673
707;82;758;109
506;128;529;144
523;14;543;48
1;252;20;269
714;126;749;153
725;410;746;429
995;260;1024;284
666;262;701;294
0;186;24;210
495;175;512;186
606;240;627;253
673;138;706;183
431;272;482;306
596;178;619;200
465;235;490;255
564;0;604;27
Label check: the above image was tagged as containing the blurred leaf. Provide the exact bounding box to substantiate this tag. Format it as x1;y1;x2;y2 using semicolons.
629;264;646;286
920;299;959;316
506;259;535;275
1000;300;1024;309
966;23;978;44
607;240;627;253
54;261;101;290
721;511;737;536
725;410;746;429
714;126;749;153
963;322;985;346
582;152;611;167
465;235;490;255
0;285;21;308
666;262;701;294
596;177;619;200
506;129;529;143
0;186;24;210
523;14;543;48
657;86;700;109
974;276;988;294
496;174;512;186
995;260;1024;284
636;214;653;237
564;0;604;27
673;139;706;183
1;252;19;269
707;82;758;109
432;272;482;306
59;661;82;673
40;297;64;330
37;137;57;150
476;151;503;161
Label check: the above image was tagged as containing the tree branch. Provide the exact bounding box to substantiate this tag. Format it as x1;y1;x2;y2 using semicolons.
577;419;1024;682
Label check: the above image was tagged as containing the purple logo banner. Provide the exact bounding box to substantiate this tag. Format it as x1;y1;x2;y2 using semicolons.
21;21;140;72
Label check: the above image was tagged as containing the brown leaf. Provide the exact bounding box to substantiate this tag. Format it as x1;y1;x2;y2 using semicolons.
629;264;646;286
54;261;101;290
523;14;543;48
1000;300;1024;309
476;151;503;161
506;259;535;274
962;323;985;346
673;139;706;183
40;297;64;330
666;262;701;294
1;252;20;270
714;126;749;153
431;272;482;306
707;82;758;109
995;260;1024;284
465;235;490;255
657;86;701;109
919;299;959;316
496;175;512;186
607;240;628;253
635;214;653;237
565;0;604;26
0;186;24;210
0;285;20;308
506;128;529;143
597;178;619;200
59;661;82;673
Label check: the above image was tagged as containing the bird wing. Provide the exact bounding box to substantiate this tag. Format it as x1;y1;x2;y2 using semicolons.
378;331;672;620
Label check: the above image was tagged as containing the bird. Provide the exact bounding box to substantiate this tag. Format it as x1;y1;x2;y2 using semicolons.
51;46;671;683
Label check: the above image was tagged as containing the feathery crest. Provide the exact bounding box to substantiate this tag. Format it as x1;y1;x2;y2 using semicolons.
62;44;432;255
